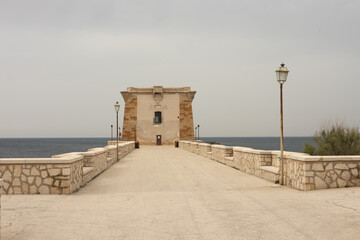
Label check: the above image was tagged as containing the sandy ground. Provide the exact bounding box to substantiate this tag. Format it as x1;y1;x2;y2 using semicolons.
2;146;360;240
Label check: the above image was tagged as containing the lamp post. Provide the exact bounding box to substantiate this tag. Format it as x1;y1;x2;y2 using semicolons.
197;124;200;141
275;63;289;185
195;126;197;140
114;101;120;161
111;125;113;141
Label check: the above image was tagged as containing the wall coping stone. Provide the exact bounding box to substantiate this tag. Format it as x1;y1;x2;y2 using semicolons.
87;148;108;154
104;145;117;150
53;148;109;158
289;155;360;162
0;155;84;164
233;147;271;154
198;143;211;147
211;145;233;150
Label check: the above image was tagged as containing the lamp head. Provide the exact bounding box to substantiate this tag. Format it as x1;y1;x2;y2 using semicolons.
275;63;289;84
114;101;120;112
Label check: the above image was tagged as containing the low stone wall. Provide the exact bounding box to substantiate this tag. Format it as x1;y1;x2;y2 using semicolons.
284;155;360;190
211;145;233;165
198;143;211;158
189;142;199;153
178;140;360;191
0;141;135;194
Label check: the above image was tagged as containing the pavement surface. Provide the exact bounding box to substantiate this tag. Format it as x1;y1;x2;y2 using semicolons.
2;146;360;240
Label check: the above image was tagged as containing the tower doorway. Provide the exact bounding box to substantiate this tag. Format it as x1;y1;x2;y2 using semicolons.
156;135;162;145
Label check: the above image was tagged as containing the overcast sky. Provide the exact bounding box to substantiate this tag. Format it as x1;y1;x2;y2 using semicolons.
1;0;359;138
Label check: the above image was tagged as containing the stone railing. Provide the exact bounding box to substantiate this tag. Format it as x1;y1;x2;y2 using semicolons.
0;141;135;194
211;145;234;166
179;140;360;191
283;155;360;190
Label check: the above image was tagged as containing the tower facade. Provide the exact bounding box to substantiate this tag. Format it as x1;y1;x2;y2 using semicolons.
121;86;196;145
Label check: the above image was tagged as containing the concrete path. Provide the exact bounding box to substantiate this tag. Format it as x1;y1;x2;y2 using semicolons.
2;146;360;240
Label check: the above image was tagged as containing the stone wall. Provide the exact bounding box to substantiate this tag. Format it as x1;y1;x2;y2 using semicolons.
179;93;195;140
211;145;233;165
121;92;138;141
283;156;360;190
179;140;360;191
198;143;211;158
0;141;135;194
189;142;198;153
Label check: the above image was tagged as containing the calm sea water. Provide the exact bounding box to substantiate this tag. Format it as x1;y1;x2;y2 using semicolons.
0;138;110;158
0;137;314;158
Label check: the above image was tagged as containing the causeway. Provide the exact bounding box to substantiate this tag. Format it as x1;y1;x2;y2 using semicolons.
2;146;360;239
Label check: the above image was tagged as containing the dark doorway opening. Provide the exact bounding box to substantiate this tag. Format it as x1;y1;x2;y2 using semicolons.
156;135;162;145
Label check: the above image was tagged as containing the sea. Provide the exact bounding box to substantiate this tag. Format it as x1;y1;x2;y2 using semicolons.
0;137;315;158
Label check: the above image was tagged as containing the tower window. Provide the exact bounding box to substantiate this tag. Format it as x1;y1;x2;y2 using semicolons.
154;111;162;124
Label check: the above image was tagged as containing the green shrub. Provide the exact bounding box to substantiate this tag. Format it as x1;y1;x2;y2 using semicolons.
304;122;360;155
303;142;316;155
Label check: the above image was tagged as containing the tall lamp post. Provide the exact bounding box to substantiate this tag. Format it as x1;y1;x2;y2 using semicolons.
197;124;200;141
276;63;289;185
195;126;197;140
114;102;120;161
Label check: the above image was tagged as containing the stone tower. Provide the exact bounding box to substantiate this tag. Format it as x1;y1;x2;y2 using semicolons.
121;86;196;145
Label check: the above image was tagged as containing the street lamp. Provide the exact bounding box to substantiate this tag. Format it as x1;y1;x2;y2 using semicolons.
195;126;197;140
197;124;200;141
114;101;120;161
275;63;289;185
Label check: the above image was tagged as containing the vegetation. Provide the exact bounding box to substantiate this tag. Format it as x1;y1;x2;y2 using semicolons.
303;122;360;155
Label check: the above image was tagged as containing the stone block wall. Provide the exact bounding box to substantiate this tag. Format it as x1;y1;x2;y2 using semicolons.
189;142;198;153
178;140;360;191
284;156;360;190
0;155;83;194
198;143;211;157
211;145;233;164
233;148;273;173
0;141;135;194
121;93;138;141
179;93;195;140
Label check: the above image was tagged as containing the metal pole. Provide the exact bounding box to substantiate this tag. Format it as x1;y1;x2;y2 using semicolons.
280;83;284;185
198;125;200;141
116;112;119;161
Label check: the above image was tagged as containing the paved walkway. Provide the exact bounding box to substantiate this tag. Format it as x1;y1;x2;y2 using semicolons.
2;146;360;240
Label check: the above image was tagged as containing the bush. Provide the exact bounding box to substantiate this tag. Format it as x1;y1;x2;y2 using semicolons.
303;142;316;155
303;122;360;155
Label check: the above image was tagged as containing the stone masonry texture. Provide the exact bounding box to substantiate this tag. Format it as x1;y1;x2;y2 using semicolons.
121;93;138;141
179;93;195;140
